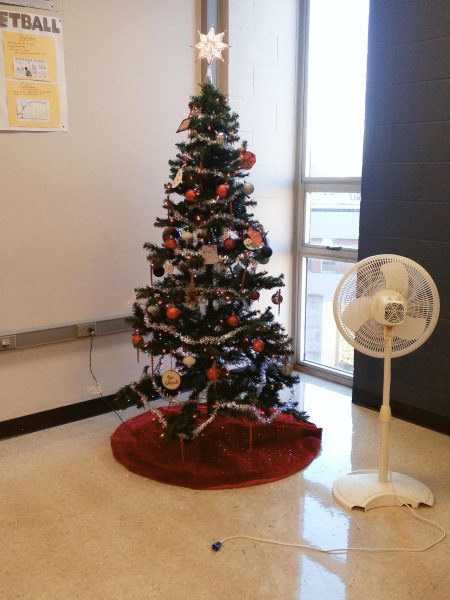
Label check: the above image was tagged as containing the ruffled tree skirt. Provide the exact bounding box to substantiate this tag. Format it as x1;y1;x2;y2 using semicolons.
111;406;322;490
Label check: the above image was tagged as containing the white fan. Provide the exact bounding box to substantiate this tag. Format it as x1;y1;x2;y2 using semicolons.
333;254;440;510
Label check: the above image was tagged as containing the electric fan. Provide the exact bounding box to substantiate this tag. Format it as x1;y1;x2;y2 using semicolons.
333;254;440;510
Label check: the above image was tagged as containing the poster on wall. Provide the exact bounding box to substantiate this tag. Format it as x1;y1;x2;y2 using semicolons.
0;1;57;10
0;10;68;131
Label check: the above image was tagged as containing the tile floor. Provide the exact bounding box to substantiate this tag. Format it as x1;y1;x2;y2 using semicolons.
1;374;449;599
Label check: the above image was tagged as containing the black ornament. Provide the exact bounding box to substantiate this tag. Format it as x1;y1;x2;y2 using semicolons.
260;246;273;258
211;541;222;552
153;266;165;278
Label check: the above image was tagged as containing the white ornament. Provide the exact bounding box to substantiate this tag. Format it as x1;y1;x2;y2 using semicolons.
194;27;228;65
182;355;196;367
172;168;184;188
182;230;194;241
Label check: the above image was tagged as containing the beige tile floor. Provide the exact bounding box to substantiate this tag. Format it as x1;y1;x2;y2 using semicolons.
1;374;449;600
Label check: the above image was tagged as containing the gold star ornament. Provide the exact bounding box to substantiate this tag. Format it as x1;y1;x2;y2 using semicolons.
195;27;228;65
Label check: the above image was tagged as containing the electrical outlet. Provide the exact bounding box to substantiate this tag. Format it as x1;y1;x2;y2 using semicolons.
0;335;16;350
76;323;96;338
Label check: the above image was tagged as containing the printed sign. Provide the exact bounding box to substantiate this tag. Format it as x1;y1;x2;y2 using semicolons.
0;10;67;130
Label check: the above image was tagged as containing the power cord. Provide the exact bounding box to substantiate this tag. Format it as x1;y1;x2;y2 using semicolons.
88;330;129;427
211;454;446;554
86;332;447;555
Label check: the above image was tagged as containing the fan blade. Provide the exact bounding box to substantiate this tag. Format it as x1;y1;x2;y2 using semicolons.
342;297;372;333
394;315;427;340
381;262;409;296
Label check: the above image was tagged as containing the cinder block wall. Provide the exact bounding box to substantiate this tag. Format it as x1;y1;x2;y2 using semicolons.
354;0;450;433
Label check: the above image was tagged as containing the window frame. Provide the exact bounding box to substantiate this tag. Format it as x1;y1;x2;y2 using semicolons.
294;0;365;384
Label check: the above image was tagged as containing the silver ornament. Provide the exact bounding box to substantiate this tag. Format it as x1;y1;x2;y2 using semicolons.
243;181;254;196
216;132;226;146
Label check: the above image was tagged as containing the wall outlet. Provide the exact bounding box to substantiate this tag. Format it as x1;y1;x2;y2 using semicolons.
76;323;96;337
0;335;16;350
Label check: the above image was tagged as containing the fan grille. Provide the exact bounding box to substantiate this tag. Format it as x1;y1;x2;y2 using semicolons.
333;254;440;358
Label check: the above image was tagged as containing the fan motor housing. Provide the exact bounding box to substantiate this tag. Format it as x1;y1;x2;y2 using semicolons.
371;290;406;326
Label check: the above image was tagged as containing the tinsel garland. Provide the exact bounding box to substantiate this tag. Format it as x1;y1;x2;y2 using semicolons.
171;210;249;230
131;386;295;440
143;319;247;345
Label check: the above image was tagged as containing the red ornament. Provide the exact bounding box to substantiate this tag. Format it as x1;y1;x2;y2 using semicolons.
162;227;177;240
252;339;265;353
223;237;236;251
165;238;177;250
184;189;197;202
250;291;260;301
207;363;222;381
227;314;240;328
216;184;229;199
240;150;256;170
166;306;180;320
131;334;142;347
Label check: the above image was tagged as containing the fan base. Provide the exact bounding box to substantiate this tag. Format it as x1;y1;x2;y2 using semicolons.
332;470;434;510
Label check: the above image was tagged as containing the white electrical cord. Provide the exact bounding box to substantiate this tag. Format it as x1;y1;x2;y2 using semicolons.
211;439;446;554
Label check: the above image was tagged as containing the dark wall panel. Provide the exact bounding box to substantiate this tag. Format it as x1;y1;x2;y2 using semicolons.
355;0;450;432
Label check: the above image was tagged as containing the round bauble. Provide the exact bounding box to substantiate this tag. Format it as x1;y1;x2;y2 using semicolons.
223;237;236;251
249;291;260;301
147;305;160;315
258;256;270;264
153;266;165;278
227;314;240;328
280;364;293;376
272;291;283;305
184;189;197;202
216;132;227;146
260;246;273;258
252;339;265;353
165;238;177;250
166;306;180;320
240;150;256;170
216;183;229;199
207;364;222;381
182;355;196;368
181;230;194;242
162;227;179;240
243;181;254;196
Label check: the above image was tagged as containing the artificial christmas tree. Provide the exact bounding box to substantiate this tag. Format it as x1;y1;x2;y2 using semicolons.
111;30;321;488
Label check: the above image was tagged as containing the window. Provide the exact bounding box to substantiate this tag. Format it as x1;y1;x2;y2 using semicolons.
297;0;370;378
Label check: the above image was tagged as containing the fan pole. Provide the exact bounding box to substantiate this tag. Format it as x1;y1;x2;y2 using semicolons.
379;326;392;484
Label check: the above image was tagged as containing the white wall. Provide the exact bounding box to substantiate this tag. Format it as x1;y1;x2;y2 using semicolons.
228;0;299;334
0;0;198;420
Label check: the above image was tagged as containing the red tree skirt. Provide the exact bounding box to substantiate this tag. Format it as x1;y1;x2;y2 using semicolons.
111;406;322;490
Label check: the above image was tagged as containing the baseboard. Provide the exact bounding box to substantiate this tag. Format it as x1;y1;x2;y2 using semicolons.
0;395;117;441
352;388;450;436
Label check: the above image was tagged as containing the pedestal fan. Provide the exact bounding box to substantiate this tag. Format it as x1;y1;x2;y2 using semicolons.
333;254;440;510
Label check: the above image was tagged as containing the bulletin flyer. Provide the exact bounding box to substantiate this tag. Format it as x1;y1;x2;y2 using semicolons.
0;9;68;131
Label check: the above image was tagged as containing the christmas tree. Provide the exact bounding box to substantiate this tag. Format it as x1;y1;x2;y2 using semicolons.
115;29;306;440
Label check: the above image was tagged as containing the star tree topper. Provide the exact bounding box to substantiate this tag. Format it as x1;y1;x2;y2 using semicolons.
195;27;228;65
